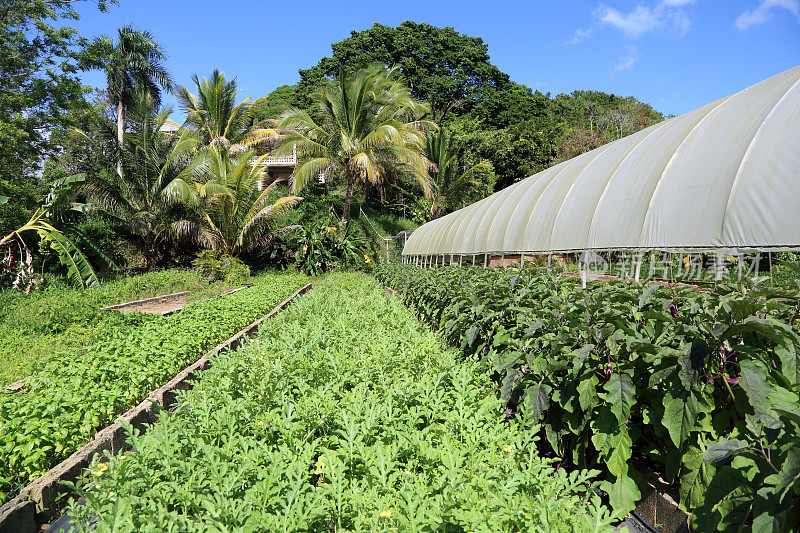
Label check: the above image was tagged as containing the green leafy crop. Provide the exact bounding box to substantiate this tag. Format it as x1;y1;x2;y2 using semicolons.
0;272;307;505
376;264;800;531
68;273;612;532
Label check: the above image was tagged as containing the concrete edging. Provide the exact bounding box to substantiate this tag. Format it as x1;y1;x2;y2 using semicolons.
0;282;312;533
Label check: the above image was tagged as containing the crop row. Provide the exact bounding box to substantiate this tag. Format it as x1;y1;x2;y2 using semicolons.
0;269;209;387
68;273;612;531
375;263;800;532
0;272;308;505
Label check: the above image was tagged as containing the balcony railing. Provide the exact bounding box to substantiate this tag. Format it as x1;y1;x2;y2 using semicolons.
252;145;297;166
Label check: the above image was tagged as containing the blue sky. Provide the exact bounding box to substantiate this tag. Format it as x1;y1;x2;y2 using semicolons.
72;0;800;119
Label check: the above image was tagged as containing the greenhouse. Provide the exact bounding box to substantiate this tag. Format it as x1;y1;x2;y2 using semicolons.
402;66;800;263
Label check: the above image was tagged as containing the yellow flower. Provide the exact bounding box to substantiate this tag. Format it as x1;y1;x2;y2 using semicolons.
257;395;263;400
503;444;516;454
256;420;264;426
379;510;392;519
92;463;109;477
364;254;371;264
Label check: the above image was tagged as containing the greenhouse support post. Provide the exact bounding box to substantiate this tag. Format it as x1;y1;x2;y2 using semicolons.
581;251;588;289
634;252;643;282
769;252;774;287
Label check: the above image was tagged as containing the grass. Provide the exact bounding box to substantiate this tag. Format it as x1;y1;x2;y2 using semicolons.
0;269;255;387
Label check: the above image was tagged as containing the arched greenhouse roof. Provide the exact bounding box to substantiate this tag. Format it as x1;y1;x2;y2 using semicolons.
403;66;800;257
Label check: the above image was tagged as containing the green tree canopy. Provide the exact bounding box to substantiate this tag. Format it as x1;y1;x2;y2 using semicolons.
80;25;173;178
297;21;531;124
0;0;116;235
277;65;433;220
173;147;302;257
176;69;275;151
78;93;198;269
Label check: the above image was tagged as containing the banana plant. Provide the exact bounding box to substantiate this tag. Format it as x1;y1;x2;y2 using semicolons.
1;176;101;291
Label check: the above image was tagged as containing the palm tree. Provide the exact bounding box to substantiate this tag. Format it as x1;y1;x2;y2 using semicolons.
78;93;198;269
425;129;491;219
172;147;301;257
80;25;173;178
274;65;433;220
176;69;274;152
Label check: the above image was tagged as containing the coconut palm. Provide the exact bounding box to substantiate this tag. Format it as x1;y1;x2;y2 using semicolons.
425;129;491;219
173;147;302;257
274;64;433;220
80;25;173;178
176;69;275;152
78;93;198;269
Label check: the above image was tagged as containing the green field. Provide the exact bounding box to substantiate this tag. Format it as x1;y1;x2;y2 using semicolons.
68;273;611;531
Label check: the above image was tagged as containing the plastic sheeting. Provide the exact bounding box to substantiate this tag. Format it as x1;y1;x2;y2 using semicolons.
403;66;800;257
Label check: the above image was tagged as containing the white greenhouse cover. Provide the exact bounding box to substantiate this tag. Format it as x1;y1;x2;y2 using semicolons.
403;66;800;257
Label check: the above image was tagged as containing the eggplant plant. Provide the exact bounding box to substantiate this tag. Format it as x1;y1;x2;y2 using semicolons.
376;263;800;531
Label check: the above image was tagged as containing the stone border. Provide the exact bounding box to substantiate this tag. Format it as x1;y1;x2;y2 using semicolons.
0;283;312;533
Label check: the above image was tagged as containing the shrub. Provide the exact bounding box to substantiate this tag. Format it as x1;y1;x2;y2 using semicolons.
192;249;250;283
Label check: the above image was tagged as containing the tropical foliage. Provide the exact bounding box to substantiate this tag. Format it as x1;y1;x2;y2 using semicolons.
1;208;99;291
376;263;800;531
425;128;492;219
173;147;302;257
275;64;433;220
0;0;117;235
78;93;198;269
176;69;274;151
80;25;173;177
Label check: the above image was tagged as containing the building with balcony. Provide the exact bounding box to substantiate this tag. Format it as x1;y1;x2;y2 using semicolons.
254;145;297;190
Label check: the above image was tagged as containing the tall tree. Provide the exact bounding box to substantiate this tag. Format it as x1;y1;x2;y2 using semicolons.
80;25;172;178
176;69;274;151
276;65;433;220
78;93;197;269
298;22;519;123
0;0;116;236
425;129;492;219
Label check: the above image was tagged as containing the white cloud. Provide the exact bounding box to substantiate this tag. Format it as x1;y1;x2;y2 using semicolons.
613;46;640;72
566;28;593;45
598;1;694;38
734;0;800;30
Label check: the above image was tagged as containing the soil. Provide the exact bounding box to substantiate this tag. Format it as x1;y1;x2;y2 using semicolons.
108;285;254;316
115;293;190;315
